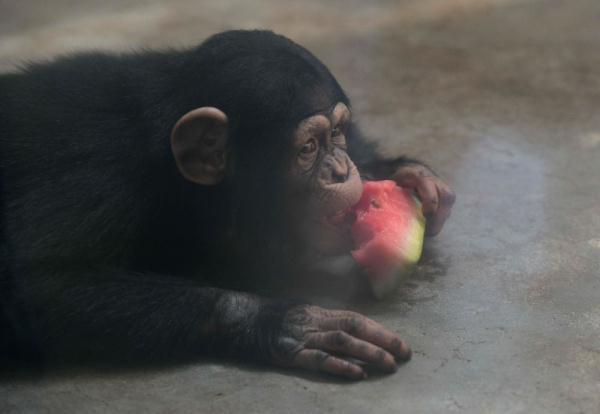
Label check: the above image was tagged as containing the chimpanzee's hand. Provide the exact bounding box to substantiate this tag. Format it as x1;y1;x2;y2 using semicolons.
269;305;411;380
391;163;456;236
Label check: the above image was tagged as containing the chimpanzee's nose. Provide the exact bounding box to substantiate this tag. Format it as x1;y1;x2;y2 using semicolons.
330;155;349;183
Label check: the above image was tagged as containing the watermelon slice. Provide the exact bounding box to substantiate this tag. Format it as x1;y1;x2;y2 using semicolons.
351;180;425;298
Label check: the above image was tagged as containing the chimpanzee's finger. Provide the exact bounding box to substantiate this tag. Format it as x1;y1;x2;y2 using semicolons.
414;177;439;217
351;318;412;362
305;330;397;373
293;349;366;380
321;312;412;362
393;170;438;216
425;184;455;237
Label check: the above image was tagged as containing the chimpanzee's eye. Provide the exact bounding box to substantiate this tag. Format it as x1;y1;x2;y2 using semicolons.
331;126;341;137
300;139;318;154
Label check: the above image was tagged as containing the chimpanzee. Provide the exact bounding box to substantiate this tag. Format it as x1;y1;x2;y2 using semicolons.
0;30;454;379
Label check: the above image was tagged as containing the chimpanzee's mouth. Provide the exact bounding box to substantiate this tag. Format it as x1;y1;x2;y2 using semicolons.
326;208;356;229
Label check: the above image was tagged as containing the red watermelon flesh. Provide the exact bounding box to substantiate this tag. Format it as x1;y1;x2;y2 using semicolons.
351;180;425;298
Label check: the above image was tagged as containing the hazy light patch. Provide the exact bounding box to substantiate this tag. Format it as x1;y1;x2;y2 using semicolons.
578;306;600;332
452;125;549;251
579;132;600;149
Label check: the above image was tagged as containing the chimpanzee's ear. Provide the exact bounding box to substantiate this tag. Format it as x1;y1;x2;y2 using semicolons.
170;107;229;185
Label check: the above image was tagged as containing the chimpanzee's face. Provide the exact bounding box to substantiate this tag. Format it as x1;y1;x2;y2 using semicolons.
284;102;363;255
170;100;363;256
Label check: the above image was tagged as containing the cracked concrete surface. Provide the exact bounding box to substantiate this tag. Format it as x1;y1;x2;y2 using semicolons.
1;0;599;412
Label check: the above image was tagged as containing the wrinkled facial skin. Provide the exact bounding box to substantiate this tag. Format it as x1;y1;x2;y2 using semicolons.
285;102;363;255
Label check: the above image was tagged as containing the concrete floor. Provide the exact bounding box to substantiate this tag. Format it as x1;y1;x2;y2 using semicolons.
1;0;600;412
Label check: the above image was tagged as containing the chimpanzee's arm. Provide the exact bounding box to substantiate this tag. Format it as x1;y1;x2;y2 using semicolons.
26;270;279;361
347;123;456;236
26;269;410;378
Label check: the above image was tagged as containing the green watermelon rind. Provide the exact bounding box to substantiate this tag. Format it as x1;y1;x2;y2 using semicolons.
369;195;425;299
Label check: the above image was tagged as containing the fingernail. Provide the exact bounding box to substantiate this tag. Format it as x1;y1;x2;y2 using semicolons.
396;348;412;363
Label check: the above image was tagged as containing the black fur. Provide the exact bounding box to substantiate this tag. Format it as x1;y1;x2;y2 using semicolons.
0;30;408;366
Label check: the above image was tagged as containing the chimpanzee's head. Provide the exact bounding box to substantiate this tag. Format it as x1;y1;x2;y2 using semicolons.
170;30;363;257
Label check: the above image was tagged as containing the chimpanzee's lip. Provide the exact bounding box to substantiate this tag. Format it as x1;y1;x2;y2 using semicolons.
325;208;356;229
